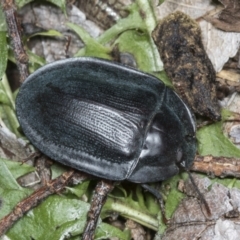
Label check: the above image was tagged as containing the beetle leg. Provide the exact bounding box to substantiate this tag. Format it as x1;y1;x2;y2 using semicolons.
82;180;114;240
141;184;168;224
186;170;211;217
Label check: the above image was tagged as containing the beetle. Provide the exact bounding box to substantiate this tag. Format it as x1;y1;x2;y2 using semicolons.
16;57;196;238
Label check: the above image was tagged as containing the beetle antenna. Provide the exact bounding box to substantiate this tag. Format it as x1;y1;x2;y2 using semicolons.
141;184;168;224
186;170;211;217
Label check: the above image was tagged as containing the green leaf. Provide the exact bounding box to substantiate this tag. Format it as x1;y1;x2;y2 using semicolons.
97;5;145;45
0;158;35;179
6;195;89;239
115;30;161;74
197;121;240;157
0;75;14;107
0;159;33;219
163;174;187;218
27;50;46;73
47;0;66;14
29;29;63;38
15;0;34;8
102;184;159;231
51;162;68;179
0;88;9;104
96;1;162;73
67;1;163;73
15;0;66;12
0;31;8;80
6;190;129;239
157;70;173;87
67;22;112;59
95;222;130;240
0;6;7;31
66;181;90;198
0;75;20;135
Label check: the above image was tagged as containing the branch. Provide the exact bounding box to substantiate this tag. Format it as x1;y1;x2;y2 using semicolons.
191;155;240;178
1;0;29;82
0;170;90;236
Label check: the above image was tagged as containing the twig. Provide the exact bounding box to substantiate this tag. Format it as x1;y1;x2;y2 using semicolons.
1;0;29;82
0;170;90;236
82;180;114;240
191;155;240;178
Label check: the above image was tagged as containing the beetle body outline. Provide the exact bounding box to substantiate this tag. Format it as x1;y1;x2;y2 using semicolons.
16;57;196;183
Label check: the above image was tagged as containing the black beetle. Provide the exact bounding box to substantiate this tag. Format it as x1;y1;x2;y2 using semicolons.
16;57;196;237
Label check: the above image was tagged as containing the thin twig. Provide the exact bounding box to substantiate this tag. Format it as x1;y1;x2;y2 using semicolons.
1;0;29;82
191;155;240;178
0;170;90;236
82;180;114;240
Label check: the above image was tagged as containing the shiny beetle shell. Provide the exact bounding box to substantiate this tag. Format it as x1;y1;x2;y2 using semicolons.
16;57;196;183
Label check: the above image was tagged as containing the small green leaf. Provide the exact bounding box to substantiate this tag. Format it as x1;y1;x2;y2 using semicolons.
0;31;8;80
66;181;90;198
0;160;22;190
6;195;89;239
197;121;240;157
95;222;130;240
115;30;161;74
15;0;34;8
163;174;187;218
47;0;66;14
6;192;129;239
0;158;35;179
30;29;63;38
0;75;20;135
67;1;163;73
0;7;7;31
27;50;46;73
0;159;33;219
0;88;9;104
67;22;112;59
51;163;68;179
15;0;66;12
157;70;173;87
0;75;14;107
103;185;159;231
96;1;162;73
97;3;145;45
